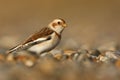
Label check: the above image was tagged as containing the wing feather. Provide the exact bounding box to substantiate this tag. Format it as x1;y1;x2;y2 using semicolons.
22;27;54;45
7;27;54;54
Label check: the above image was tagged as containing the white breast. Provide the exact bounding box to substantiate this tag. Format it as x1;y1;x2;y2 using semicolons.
28;33;60;54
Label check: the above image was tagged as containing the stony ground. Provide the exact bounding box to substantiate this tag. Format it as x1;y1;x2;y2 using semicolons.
0;43;120;80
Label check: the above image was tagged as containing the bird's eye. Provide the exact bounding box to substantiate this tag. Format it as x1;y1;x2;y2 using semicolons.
57;22;61;25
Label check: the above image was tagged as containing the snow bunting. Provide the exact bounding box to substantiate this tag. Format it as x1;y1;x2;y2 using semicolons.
6;18;67;55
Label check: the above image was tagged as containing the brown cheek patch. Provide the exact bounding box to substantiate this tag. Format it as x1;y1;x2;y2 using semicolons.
52;23;57;28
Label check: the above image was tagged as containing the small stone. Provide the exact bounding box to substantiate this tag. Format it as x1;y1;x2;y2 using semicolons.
70;49;88;61
104;50;118;59
6;54;15;62
63;50;77;61
24;59;35;67
115;59;120;68
0;53;5;61
77;49;88;54
88;49;101;57
64;50;77;56
76;52;88;62
87;49;101;62
6;51;38;67
96;50;120;63
50;49;63;55
98;55;109;63
53;53;63;60
71;53;80;61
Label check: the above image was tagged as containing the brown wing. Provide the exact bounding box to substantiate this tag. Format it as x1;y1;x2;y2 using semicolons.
22;27;54;45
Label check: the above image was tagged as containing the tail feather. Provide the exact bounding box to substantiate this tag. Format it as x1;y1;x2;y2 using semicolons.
6;45;23;54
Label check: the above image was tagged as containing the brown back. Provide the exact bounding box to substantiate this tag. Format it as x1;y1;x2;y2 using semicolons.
22;27;54;45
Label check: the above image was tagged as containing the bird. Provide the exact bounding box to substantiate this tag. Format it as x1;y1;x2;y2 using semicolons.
6;18;67;55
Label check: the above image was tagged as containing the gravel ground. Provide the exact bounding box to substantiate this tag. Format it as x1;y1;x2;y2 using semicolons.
0;44;120;80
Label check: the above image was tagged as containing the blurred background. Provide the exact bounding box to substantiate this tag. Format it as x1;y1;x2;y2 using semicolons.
0;0;120;50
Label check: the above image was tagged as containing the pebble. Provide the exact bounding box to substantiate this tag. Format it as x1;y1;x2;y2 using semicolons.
88;49;101;57
0;53;5;62
6;51;38;67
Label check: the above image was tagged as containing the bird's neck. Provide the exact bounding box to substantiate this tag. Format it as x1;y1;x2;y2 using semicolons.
49;26;64;35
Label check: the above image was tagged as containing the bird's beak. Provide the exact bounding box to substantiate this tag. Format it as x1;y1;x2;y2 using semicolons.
63;24;67;27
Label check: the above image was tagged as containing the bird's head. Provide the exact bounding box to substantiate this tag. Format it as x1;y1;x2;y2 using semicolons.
48;18;67;34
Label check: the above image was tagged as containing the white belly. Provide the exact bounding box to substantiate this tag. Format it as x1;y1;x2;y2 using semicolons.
28;33;60;54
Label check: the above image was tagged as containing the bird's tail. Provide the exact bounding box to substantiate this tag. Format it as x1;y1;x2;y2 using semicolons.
6;45;23;54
